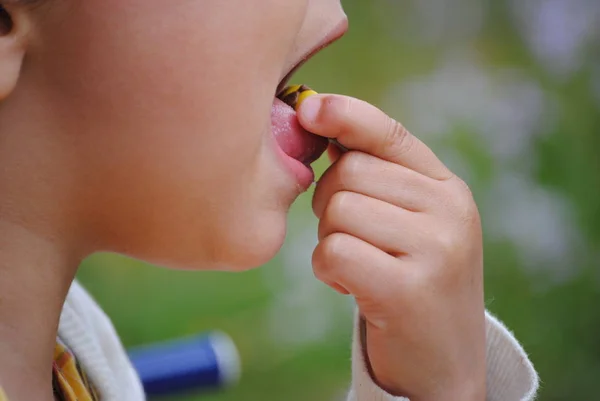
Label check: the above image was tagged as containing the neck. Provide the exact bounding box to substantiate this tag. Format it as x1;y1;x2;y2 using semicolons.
0;219;82;401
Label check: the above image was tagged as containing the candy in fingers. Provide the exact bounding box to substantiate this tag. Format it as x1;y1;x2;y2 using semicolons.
277;84;348;153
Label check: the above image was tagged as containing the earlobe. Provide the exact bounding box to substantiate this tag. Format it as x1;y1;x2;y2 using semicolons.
0;4;27;102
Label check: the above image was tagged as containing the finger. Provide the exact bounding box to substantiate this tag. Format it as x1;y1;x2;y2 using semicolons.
297;94;452;181
318;190;425;254
313;151;439;218
312;232;404;303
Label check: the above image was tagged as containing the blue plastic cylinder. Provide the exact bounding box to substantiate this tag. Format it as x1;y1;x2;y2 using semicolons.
127;331;241;396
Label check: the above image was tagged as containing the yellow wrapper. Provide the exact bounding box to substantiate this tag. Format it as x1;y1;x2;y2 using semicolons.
277;84;318;111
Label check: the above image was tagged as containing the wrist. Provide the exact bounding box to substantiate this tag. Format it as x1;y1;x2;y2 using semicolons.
408;377;484;401
433;381;485;401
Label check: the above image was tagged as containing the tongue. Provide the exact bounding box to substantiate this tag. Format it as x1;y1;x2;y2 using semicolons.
271;99;328;165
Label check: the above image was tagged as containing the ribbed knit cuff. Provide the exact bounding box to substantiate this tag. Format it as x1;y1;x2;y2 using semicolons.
485;311;539;401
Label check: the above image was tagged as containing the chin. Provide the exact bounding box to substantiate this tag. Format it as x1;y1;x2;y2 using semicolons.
166;213;289;272
219;217;288;272
122;202;292;273
143;232;285;272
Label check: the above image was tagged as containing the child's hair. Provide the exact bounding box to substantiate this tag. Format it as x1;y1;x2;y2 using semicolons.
0;5;11;34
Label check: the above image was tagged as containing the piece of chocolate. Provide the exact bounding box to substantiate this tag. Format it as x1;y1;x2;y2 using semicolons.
277;84;348;152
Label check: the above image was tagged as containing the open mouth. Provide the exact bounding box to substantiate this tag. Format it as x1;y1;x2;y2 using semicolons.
276;19;349;97
269;20;348;188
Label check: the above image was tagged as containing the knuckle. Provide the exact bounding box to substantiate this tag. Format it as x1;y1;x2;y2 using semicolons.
318;191;355;239
407;249;457;291
422;228;479;291
448;177;480;224
312;233;347;280
453;175;474;198
433;230;460;256
322;233;348;260
326;190;355;220
401;268;432;299
410;264;453;297
336;151;365;185
338;95;355;117
383;117;413;156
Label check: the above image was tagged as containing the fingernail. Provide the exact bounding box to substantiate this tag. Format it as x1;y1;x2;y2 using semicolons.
300;96;321;124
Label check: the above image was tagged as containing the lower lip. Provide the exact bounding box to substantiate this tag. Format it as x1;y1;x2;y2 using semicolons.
272;138;316;191
270;98;319;190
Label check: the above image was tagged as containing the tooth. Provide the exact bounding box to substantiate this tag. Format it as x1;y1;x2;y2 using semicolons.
277;84;348;153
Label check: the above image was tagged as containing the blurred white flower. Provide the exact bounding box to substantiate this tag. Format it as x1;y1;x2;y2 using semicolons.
386;50;552;164
509;0;600;79
482;171;583;279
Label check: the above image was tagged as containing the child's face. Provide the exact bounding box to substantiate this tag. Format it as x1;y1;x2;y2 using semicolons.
18;0;347;270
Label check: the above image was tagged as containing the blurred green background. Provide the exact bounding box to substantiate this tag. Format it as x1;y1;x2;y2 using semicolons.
77;1;600;400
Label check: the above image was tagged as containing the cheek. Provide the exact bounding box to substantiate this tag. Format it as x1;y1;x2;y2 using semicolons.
34;0;309;178
28;0;303;269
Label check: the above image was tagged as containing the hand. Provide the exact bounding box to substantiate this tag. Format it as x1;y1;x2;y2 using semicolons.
297;94;486;400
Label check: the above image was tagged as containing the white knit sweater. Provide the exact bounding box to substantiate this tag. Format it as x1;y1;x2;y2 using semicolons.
59;281;539;401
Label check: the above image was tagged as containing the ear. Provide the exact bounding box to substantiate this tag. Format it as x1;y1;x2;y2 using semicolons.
0;3;28;102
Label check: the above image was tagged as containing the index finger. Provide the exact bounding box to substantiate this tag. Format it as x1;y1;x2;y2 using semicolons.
297;94;453;181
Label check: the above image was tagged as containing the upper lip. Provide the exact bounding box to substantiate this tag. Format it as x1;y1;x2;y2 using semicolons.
276;18;349;96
